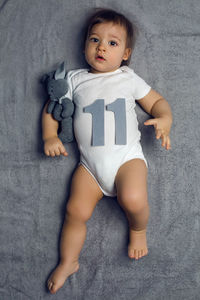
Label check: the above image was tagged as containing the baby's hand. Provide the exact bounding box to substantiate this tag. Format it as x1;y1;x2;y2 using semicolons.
144;117;172;150
44;137;68;157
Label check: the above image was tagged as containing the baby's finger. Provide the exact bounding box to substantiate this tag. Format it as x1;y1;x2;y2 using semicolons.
49;150;56;157
54;148;61;156
44;148;50;156
62;151;68;156
44;146;50;156
156;129;162;140
161;135;167;148
59;145;68;156
166;136;171;150
144;119;158;127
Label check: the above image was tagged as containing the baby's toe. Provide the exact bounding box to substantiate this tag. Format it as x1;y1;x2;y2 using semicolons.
50;284;57;294
48;279;58;294
138;250;142;259
134;250;139;260
47;280;53;290
128;248;134;259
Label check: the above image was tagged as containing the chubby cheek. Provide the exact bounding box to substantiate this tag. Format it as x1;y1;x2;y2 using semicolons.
85;53;92;66
84;44;93;60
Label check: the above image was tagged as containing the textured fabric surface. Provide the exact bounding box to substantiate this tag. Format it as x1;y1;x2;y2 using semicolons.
0;0;200;299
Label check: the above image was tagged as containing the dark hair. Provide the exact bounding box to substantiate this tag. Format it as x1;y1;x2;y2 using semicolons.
83;8;137;66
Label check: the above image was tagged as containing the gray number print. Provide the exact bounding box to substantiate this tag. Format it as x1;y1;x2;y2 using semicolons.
83;98;127;146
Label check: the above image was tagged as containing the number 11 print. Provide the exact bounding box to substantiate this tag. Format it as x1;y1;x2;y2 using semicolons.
83;98;127;146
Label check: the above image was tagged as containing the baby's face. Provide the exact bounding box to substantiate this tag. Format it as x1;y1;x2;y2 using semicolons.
84;22;131;73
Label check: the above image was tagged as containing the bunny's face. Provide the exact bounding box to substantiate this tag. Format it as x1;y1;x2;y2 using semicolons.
47;79;68;101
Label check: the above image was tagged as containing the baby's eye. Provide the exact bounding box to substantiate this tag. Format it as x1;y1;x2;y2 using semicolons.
109;40;118;46
90;37;99;43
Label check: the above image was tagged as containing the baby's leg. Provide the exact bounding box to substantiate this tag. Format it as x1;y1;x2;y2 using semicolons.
115;159;149;260
47;165;103;294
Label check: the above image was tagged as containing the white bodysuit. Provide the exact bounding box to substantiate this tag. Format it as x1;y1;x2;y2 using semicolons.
65;66;151;197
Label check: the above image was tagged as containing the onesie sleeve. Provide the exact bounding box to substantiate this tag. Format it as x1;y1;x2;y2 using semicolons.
132;71;151;100
63;70;74;101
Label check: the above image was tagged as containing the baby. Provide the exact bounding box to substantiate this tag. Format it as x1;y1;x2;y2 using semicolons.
42;8;172;294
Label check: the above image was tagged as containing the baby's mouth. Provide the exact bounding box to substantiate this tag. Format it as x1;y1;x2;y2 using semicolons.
96;55;105;61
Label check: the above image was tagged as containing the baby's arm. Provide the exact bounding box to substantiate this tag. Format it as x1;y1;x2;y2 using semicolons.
137;89;173;150
42;101;68;157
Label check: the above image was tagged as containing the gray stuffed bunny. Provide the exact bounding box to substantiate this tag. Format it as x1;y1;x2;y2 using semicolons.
41;62;74;143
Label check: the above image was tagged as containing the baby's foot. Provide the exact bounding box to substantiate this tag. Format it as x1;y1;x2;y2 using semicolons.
128;228;148;260
47;261;79;294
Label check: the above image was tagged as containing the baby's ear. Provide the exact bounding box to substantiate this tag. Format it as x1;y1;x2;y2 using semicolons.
54;61;66;80
123;48;132;61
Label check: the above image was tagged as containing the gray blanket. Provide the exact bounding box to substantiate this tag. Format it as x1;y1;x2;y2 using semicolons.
0;0;200;299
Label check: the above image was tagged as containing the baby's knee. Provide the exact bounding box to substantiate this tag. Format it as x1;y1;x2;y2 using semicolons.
66;201;92;223
118;189;148;214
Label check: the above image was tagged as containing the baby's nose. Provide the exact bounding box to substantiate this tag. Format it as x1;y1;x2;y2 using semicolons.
97;41;106;51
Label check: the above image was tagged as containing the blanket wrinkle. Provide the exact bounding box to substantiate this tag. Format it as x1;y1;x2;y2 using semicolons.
0;0;9;11
8;285;32;299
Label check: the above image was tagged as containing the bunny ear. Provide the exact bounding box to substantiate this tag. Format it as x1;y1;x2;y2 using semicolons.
54;61;66;80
